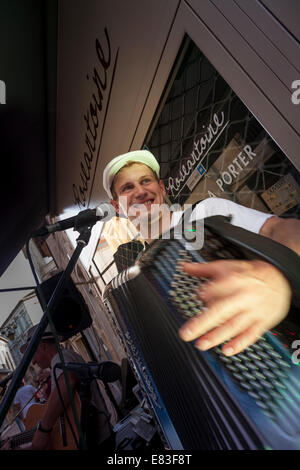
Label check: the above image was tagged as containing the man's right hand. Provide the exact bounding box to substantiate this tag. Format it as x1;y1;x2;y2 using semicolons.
178;259;292;356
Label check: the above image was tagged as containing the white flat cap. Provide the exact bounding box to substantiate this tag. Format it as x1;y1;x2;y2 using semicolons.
103;150;160;199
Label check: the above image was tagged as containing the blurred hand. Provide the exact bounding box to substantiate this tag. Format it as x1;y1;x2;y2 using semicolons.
178;259;292;356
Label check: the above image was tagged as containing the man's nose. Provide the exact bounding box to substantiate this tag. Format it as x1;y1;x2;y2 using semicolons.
134;183;147;199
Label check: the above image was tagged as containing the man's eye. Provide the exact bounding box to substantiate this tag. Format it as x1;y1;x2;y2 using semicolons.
121;185;132;192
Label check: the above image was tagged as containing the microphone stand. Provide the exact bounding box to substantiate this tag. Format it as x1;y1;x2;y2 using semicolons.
0;219;97;449
54;361;123;442
56;365;94;441
52;362;100;447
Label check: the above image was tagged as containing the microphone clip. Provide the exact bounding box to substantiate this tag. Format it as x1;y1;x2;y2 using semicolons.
73;209;99;232
74;209;99;245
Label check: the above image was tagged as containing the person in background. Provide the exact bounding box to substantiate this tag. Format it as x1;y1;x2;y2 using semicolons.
13;378;38;428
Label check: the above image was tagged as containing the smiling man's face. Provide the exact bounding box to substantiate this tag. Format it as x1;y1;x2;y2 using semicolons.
110;163;167;223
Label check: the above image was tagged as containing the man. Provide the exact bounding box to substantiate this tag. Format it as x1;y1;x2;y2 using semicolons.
103;149;300;356
16;325;113;450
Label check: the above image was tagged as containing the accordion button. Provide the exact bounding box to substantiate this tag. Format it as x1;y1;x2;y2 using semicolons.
249;380;264;390
257;390;270;401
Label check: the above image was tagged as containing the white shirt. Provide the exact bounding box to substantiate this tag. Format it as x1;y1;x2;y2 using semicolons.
14;384;37;418
170;198;274;234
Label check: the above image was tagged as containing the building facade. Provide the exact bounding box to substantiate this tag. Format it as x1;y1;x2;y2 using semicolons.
0;292;43;367
0;336;15;373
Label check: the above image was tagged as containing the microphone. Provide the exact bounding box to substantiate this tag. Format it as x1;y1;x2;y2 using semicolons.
55;361;121;383
32;204;115;237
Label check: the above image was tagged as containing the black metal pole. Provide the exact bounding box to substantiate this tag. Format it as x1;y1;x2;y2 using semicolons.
0;287;36;292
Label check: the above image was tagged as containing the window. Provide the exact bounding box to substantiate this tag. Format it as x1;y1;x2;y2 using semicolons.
145;37;300;218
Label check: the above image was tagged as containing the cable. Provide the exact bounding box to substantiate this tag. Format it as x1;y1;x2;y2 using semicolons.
94;381;112;427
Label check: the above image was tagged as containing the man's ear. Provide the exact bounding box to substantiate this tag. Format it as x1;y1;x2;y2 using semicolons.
159;179;167;197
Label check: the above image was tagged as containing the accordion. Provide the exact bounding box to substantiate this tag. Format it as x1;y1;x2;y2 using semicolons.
104;216;300;450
